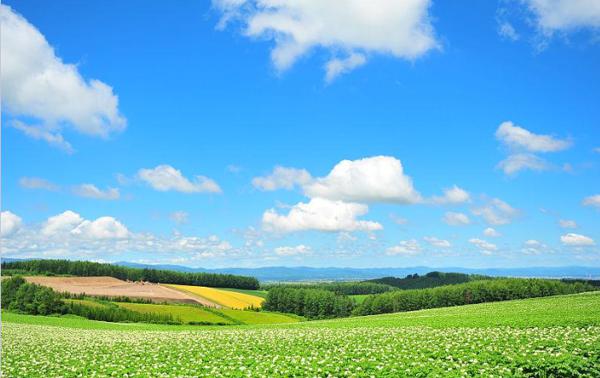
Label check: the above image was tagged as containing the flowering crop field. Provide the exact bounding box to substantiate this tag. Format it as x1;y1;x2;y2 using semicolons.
166;284;265;309
3;292;600;377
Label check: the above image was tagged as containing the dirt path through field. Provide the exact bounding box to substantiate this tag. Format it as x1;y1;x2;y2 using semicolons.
24;276;220;307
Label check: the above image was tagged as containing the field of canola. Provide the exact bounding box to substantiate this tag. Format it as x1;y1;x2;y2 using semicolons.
2;292;600;377
166;284;265;309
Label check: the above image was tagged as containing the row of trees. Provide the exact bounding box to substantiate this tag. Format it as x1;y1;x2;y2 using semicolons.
366;271;490;290
353;278;595;315
1;276;179;324
2;259;259;289
263;287;355;319
262;281;394;295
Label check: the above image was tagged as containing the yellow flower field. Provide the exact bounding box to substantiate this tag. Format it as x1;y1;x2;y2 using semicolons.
166;284;265;309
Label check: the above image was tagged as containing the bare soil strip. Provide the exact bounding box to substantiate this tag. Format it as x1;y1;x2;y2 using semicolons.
24;276;219;307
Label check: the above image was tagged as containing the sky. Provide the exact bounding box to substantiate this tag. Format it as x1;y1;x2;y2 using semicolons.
1;0;599;268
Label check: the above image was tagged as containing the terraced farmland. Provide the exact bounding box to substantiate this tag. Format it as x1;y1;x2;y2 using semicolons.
166;284;265;309
3;292;599;377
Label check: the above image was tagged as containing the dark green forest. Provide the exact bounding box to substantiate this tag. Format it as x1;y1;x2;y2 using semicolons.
262;281;395;295
2;259;259;289
263;286;355;319
366;271;490;290
353;278;595;316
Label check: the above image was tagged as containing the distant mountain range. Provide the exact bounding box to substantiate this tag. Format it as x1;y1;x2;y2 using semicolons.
3;257;599;281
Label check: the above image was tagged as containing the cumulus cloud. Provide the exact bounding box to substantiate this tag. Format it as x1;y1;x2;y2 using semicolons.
19;177;59;191
431;185;471;205
522;0;600;33
262;197;382;233
483;227;502;238
1;211;236;262
137;165;222;194
274;244;312;256
386;239;422;256
169;211;189;224
71;217;129;240
0;5;126;150
213;0;438;80
304;156;421;204
41;210;85;237
472;198;519;225
443;212;471;226
72;184;120;200
469;238;498;253
496;121;572;153
494;122;571;176
496;153;550;175
423;236;451;248
252;166;312;191
559;219;578;229
561;233;595;246
1;211;23;237
582;194;600;209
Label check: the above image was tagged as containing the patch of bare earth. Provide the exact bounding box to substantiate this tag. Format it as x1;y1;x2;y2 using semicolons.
24;276;219;307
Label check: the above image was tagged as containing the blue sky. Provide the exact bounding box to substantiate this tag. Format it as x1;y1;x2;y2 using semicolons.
1;0;599;268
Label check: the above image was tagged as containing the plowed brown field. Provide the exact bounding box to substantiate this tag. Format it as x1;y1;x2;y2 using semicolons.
24;276;220;307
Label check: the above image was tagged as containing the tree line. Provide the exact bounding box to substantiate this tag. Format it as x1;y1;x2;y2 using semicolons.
1;276;178;324
2;259;259;289
353;278;595;316
263;286;355;319
365;271;491;290
262;281;394;295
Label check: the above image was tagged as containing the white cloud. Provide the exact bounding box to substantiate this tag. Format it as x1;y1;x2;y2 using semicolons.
498;21;520;40
71;217;129;240
559;219;578;229
523;239;547;254
0;5;125;150
483;227;502;238
1;211;237;262
582;194;600;209
274;244;312;256
304;156;421;204
522;0;600;33
41;210;85;237
472;198;519;225
1;211;22;237
325;53;367;83
137;165;222;194
213;0;438;80
496;121;572;153
443;212;471;226
19;177;59;191
169;211;189;225
423;236;451;248
561;233;595;246
594;147;600;154
496;153;550;175
262;197;382;233
431;185;471;204
386;239;422;256
469;238;498;253
72;184;120;200
252;166;312;191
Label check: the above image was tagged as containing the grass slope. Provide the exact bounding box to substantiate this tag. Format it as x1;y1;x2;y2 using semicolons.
115;303;233;325
3;292;600;377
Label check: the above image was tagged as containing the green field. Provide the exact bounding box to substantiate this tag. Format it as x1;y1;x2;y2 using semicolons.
3;292;600;376
115;302;233;325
